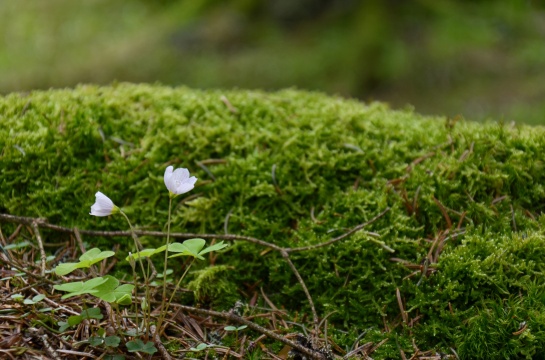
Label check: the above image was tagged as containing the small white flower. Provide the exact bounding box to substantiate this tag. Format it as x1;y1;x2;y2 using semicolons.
164;165;197;197
90;191;119;217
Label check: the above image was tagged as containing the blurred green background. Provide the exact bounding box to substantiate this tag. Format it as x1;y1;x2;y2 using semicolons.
2;0;544;124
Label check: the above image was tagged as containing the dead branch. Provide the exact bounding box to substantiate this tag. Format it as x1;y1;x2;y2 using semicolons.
30;222;47;276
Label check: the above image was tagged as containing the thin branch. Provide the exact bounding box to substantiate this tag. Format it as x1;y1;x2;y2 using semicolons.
27;328;61;360
0;212;387;255
151;325;173;360
1;256;56;285
31;222;47;276
432;197;452;229
30;287;81;316
73;227;87;255
285;207;390;252
281;250;319;336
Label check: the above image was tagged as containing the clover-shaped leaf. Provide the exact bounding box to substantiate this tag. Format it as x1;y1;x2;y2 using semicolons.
79;276;134;304
54;248;115;276
80;248;115;263
198;241;229;256
65;308;103;329
104;336;121;347
89;336;104;346
168;239;228;260
23;294;46;305
168;239;206;259
126;339;157;354
54;263;80;276
92;276;119;302
53;277;108;299
88;335;120;348
81;308;103;320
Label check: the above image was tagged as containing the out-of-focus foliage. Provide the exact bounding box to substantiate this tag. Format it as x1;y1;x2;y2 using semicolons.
1;0;545;124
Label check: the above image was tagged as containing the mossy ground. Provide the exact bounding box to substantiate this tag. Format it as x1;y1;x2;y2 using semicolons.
2;84;545;358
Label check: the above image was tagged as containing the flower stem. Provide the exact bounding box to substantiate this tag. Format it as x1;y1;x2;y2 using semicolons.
165;258;194;314
156;196;173;337
119;210;151;339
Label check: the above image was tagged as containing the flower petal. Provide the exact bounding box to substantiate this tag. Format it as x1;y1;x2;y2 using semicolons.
175;183;195;195
164;166;174;192
164;166;198;196
172;168;190;183
90;191;116;217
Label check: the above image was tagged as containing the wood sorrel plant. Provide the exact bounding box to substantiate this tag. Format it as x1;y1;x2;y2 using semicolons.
53;165;228;351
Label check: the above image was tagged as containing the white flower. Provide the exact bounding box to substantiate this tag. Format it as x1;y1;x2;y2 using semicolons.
90;191;119;217
164;166;197;197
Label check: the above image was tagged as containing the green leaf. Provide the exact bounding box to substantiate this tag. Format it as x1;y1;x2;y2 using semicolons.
113;285;135;305
181;238;206;254
23;294;46;305
79;248;115;263
54;263;80;276
54;248;115;276
81;307;103;320
125;245;166;261
4;241;31;250
168;239;206;260
156;269;173;278
58;321;70;332
89;336;104;346
116;293;132;305
10;294;23;301
190;343;211;352
67;315;83;326
224;325;247;331
67;308;103;327
198;241;229;256
92;277;134;304
54;277;108;299
123;329;141;337
142;342;158;354
104;336;121;347
126;339;157;354
92;275;120;302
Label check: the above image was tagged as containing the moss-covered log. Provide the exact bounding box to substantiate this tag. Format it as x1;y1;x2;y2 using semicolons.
2;84;545;358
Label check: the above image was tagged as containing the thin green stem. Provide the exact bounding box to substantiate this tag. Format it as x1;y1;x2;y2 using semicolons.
156;196;173;337
129;260;140;331
119;210;151;339
165;258;195;313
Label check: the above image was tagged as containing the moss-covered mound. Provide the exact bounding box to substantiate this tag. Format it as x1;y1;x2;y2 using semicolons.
2;84;545;358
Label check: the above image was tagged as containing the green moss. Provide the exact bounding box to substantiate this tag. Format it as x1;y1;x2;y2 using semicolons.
2;84;545;358
187;265;239;307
